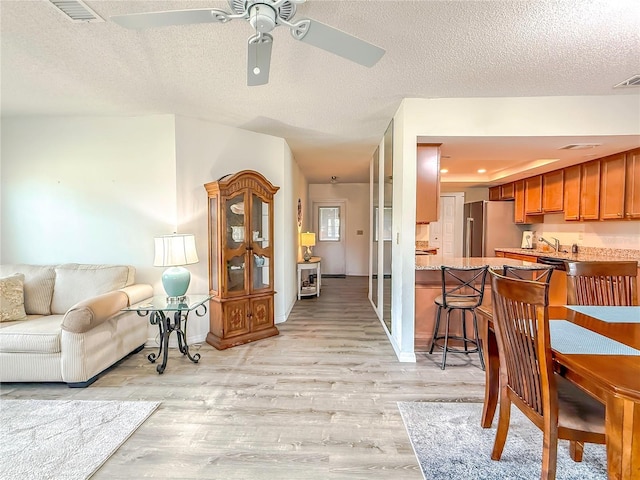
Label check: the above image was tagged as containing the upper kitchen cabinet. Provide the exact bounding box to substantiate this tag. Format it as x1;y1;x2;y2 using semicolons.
563;164;581;221
524;175;543;214
416;144;440;224
542;170;564;213
625;148;640;219
599;152;626;220
500;182;515;200
514;180;543;224
580;160;601;220
489;183;515;201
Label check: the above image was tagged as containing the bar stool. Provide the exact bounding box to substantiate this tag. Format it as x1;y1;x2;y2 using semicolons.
502;264;555;284
429;265;489;370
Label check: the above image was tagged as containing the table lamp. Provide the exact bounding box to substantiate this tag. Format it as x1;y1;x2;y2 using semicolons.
301;232;316;262
154;234;199;299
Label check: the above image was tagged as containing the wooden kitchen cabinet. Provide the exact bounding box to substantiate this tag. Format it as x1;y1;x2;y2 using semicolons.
204;170;279;350
503;252;539;263
500;182;515;200
524;175;543;214
542;170;564;213
514;180;543;224
489;186;500;201
563;165;581;221
625;148;640;219
580;160;601;220
600;152;626;220
416;144;440;224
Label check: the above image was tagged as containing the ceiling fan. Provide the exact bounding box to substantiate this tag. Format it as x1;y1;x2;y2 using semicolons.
111;0;385;86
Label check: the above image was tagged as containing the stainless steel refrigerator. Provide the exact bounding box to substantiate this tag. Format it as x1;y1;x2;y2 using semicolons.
463;201;524;257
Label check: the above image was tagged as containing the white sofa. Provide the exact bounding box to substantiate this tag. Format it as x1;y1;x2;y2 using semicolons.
0;263;153;387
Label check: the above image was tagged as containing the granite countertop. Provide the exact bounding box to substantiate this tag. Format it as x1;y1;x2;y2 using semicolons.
494;247;640;266
415;255;541;271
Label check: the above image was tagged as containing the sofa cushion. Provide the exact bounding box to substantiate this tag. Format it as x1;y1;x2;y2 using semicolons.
0;274;28;322
0;265;55;315
0;315;63;353
51;264;133;314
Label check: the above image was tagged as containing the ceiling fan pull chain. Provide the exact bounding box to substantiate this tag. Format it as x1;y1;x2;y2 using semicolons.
253;7;260;74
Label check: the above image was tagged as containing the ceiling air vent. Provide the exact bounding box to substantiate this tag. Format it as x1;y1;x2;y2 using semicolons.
614;75;640;88
559;143;602;150
48;0;104;23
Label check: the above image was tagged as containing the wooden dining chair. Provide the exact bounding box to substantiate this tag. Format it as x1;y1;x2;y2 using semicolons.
565;260;638;306
489;270;605;479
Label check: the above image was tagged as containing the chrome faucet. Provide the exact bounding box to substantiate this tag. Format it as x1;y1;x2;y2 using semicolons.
538;236;560;252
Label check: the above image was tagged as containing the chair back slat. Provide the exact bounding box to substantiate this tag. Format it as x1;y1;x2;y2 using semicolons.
565;261;638;306
490;271;552;417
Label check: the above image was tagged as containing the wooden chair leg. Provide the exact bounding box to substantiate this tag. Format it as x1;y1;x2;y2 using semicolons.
540;428;559;480
491;392;511;460
569;441;584;462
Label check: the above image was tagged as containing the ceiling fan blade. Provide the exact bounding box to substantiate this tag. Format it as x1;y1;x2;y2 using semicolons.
290;19;385;67
247;34;273;86
111;9;232;30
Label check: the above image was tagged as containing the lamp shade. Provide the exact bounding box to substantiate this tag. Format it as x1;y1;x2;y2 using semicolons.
153;234;199;267
301;232;316;247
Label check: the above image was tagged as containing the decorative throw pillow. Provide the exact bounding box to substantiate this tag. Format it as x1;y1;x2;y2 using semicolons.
0;273;28;322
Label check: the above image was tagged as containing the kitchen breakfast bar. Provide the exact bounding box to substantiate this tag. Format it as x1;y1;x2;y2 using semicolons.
414;255;548;350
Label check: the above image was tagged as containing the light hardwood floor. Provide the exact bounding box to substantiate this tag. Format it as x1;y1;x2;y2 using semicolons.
1;277;485;479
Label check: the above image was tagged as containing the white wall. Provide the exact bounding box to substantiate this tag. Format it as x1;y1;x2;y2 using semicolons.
308;183;370;276
391;95;640;361
536;214;640;250
1;115;176;285
1;114;303;347
284;143;307;319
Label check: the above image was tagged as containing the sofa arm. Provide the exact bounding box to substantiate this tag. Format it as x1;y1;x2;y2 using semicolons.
119;284;153;306
62;291;130;334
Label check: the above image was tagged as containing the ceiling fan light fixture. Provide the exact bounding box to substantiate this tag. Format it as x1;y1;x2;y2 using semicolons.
248;4;277;33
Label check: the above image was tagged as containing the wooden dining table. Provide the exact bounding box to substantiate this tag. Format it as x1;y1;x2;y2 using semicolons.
477;304;640;480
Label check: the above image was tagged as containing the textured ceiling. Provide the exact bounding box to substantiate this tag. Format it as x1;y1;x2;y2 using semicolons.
1;0;639;184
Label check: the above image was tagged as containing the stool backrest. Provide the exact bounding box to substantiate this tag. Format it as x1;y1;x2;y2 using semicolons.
440;266;488;309
565;261;638;306
502;265;555;284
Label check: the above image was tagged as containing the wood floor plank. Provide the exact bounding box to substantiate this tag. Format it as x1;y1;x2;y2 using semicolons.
0;276;485;479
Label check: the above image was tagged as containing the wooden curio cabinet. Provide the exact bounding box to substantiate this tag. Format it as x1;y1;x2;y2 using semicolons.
204;170;279;349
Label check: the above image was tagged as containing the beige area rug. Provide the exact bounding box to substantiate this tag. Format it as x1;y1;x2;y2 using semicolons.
398;401;607;480
0;399;160;480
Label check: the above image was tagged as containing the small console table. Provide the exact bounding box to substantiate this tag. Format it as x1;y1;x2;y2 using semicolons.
297;257;321;300
123;294;210;374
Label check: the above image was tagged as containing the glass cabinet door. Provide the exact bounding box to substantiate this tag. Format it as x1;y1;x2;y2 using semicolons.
250;192;271;292
225;193;247;294
209;195;219;294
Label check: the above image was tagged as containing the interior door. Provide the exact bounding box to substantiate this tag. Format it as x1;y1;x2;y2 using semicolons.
429;195;459;256
313;201;346;275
